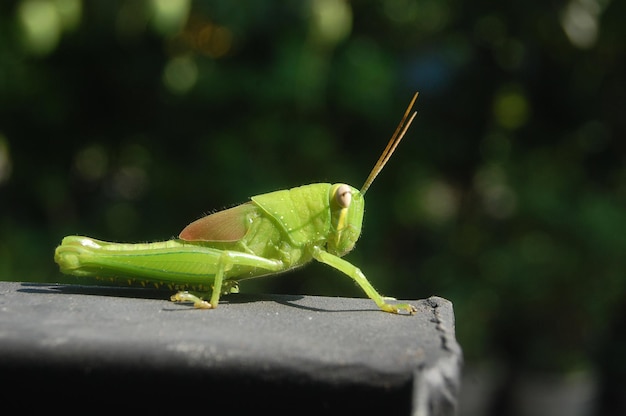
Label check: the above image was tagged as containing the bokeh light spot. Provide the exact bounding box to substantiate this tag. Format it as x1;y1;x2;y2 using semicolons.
474;164;518;219
17;0;81;56
18;0;61;56
309;0;352;47
197;24;233;58
110;166;148;200
560;0;610;49
54;0;81;31
419;179;459;224
149;0;190;36
163;55;198;94
493;86;530;130
74;144;108;182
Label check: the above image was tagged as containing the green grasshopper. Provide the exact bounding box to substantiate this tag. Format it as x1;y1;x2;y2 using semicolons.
55;92;419;314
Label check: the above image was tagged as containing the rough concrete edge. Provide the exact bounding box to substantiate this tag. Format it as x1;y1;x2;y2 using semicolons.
411;296;464;416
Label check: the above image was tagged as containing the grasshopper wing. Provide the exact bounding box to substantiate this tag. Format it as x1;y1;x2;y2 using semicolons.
179;202;257;242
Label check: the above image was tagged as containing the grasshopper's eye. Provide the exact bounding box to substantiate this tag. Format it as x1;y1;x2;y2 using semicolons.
335;184;352;208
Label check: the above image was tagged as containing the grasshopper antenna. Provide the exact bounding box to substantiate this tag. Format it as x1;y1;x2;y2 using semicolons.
361;92;419;195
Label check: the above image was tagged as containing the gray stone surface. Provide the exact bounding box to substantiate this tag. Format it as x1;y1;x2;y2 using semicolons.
0;281;462;415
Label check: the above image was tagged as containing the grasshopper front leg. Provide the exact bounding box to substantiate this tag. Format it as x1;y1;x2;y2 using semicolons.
311;247;417;315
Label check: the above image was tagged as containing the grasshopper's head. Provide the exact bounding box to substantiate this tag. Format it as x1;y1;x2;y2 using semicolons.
326;92;419;257
327;183;364;257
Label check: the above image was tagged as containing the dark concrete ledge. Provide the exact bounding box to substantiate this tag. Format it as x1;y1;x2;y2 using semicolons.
0;282;462;415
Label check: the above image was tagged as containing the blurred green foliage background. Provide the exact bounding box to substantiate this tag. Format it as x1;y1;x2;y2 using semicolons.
1;0;625;414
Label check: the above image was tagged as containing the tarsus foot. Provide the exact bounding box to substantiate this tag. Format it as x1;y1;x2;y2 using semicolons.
171;291;213;309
